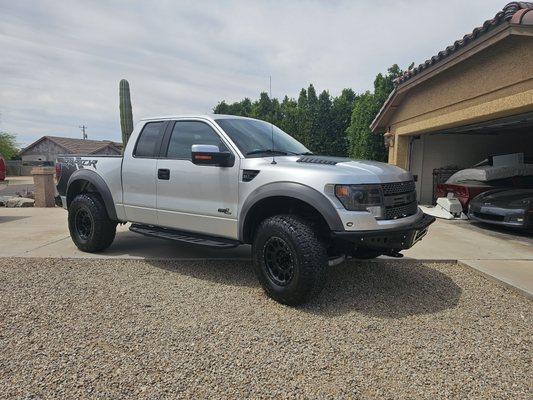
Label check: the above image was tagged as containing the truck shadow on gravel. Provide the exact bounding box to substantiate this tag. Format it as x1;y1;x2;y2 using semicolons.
305;261;462;318
146;259;462;318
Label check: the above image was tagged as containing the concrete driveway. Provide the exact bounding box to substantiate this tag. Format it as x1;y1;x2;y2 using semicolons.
0;207;250;260
1;207;532;296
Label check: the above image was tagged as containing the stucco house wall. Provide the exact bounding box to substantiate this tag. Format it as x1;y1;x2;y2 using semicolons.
388;34;533;168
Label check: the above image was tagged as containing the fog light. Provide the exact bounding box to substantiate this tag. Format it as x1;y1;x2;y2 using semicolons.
366;206;385;219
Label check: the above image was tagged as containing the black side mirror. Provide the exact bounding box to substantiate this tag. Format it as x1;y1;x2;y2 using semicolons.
191;145;235;167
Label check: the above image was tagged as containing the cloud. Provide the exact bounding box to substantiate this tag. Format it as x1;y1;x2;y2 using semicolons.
0;0;504;146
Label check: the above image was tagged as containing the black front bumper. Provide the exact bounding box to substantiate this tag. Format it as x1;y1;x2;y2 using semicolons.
331;213;436;250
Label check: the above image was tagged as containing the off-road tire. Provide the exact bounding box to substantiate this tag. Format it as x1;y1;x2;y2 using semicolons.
68;193;117;252
252;215;328;306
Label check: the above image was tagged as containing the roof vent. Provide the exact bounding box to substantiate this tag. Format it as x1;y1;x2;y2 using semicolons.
296;156;349;165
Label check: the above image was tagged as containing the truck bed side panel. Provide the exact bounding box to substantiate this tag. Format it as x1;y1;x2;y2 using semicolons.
56;155;126;221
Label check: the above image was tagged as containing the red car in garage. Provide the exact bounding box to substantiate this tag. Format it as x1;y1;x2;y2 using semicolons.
436;182;496;212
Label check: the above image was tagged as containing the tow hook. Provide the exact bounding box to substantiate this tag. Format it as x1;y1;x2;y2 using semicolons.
385;250;404;258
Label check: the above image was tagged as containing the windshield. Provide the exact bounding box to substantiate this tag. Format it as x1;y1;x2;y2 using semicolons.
215;118;310;158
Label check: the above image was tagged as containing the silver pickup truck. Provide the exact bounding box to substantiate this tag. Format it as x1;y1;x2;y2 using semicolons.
56;115;434;305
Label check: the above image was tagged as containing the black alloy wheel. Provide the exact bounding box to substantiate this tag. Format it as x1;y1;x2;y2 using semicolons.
263;236;295;286
74;208;93;241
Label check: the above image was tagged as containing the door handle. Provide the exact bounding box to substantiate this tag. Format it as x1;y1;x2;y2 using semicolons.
158;168;170;180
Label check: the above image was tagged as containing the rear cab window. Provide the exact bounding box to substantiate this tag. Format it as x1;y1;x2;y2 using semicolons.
134;121;166;158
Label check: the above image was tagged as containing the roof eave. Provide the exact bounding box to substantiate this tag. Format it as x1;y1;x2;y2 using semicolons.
370;89;398;133
370;23;533;133
20;136;70;155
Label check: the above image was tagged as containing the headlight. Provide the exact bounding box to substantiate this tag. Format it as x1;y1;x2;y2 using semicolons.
335;184;384;217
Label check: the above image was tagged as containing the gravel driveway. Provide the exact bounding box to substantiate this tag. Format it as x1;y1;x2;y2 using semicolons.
0;258;531;398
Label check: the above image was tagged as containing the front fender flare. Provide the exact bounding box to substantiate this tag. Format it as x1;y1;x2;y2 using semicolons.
67;169;118;221
239;182;344;241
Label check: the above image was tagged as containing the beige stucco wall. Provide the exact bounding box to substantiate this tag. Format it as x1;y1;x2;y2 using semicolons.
387;34;533;168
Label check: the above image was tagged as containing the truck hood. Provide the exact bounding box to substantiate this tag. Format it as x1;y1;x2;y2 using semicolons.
334;159;411;182
241;155;413;184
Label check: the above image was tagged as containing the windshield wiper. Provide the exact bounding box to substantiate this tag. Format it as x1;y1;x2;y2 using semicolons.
246;149;289;156
298;151;314;155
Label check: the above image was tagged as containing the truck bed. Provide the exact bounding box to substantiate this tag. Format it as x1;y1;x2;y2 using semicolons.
56;154;124;214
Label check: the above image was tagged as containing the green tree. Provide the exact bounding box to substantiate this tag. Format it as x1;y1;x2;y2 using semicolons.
213;100;231;114
251;92;273;121
296;88;309;146
213;98;253;116
279;95;298;137
314;90;332;154
330;88;356;156
346;64;404;161
306;84;319;149
0;132;19;160
212;64;406;159
346;91;378;159
239;98;253;116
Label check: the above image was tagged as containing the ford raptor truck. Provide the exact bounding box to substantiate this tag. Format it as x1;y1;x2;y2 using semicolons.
56;115;435;305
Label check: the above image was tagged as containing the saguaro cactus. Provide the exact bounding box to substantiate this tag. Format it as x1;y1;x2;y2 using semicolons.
119;79;134;152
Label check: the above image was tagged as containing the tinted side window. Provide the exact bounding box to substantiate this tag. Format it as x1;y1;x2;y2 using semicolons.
166;121;228;160
134;121;165;157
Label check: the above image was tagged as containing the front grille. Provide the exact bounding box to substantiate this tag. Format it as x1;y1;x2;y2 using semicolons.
381;180;416;196
381;180;417;220
384;201;418;220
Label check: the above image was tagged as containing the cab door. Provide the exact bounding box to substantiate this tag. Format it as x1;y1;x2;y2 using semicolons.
156;119;240;239
122;121;167;225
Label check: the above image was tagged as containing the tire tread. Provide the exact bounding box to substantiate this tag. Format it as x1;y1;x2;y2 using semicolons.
253;214;327;305
68;193;117;252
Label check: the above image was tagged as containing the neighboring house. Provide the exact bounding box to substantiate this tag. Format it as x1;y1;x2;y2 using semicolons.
371;2;533;204
20;136;122;163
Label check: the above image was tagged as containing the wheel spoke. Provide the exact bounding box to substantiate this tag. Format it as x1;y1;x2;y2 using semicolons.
75;208;93;240
263;237;295;286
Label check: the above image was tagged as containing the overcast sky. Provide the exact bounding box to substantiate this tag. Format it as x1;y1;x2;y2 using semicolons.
1;0;505;146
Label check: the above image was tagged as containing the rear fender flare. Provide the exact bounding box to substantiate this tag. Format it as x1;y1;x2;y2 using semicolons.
67;169;117;221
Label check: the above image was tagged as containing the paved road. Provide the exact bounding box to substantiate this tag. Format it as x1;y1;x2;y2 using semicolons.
0;257;530;398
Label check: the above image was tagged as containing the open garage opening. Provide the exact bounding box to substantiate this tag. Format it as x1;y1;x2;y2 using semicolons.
409;112;533;205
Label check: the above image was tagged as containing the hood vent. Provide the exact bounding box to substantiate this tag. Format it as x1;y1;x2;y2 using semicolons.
296;156;350;165
242;169;260;182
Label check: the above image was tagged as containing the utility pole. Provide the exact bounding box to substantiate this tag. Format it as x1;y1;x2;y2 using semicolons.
79;125;87;140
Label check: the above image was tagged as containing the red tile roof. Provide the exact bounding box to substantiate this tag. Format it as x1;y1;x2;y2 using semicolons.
395;2;533;86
